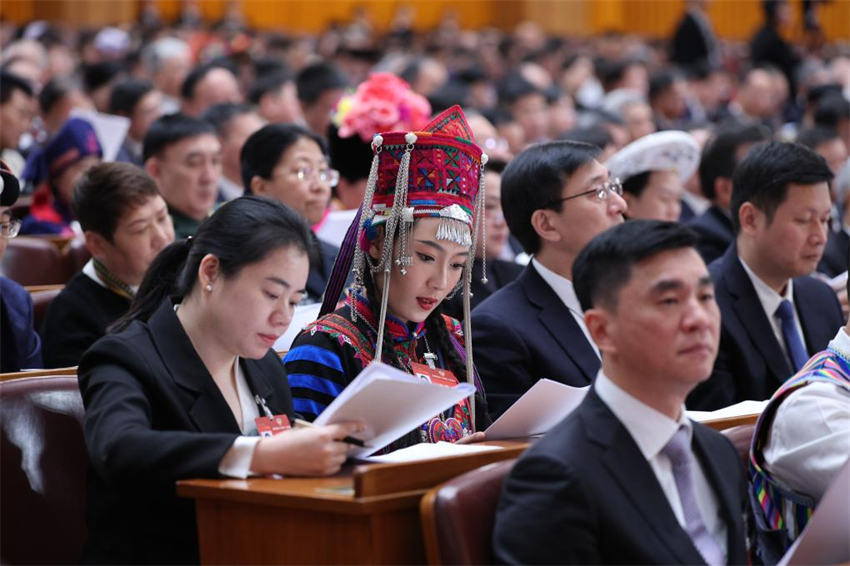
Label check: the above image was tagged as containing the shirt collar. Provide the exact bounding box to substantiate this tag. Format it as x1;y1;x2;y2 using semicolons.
531;257;584;316
218;175;244;202
738;254;794;317
594;370;691;461
351;293;426;343
829;327;850;360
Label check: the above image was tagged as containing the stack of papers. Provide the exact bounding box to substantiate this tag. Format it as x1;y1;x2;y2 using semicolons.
313;362;476;458
686;400;769;423
485;379;589;440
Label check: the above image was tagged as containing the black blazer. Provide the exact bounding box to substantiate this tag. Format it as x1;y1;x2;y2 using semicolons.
306;236;340;304
493;388;749;565
471;264;599;420
78;299;295;565
688;245;844;410
687;205;735;266
818;229;849;278
670;11;717;67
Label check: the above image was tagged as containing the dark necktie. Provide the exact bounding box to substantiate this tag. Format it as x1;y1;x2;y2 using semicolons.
775;300;809;371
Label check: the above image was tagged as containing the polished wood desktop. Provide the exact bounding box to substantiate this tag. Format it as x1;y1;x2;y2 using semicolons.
177;439;530;565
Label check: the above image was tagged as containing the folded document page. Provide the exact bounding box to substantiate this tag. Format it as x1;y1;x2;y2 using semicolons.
686;399;769;422
362;442;502;464
313;361;476;458
485;379;589;440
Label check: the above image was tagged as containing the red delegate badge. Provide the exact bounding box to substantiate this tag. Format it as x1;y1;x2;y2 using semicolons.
255;414;291;437
410;362;460;388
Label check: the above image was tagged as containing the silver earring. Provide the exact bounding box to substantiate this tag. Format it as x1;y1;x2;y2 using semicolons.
205;284;213;292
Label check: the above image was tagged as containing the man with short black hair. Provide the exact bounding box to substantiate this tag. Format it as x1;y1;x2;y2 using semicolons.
180;62;242;118
0;71;35;175
40;162;174;368
143;113;221;238
688;123;769;264
295;62;348;137
689;141;844;410
110;79;163;167
202;102;265;201
472;141;627;419
494;220;749;565
248;71;302;125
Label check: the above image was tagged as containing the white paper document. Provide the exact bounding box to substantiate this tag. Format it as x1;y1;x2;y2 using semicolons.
274;303;321;352
361;441;502;464
686;399;768;423
778;459;850;566
485;379;589;440
313;361;476;458
70;109;131;162
315;209;358;248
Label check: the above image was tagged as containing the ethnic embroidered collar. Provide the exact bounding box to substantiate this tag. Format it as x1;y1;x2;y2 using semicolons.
350;293;426;343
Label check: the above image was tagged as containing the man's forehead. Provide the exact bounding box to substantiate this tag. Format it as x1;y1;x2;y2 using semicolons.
565;159;607;193
168;134;220;157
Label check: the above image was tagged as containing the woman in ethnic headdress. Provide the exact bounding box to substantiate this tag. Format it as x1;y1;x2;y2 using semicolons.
21;117;102;235
285;105;491;453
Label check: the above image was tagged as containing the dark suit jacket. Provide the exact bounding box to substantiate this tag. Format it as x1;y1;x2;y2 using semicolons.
307;236;342;304
442;258;523;321
688;245;844;410
818;229;848;278
40;273;131;368
493;388;749;565
471;264;600;420
0;276;42;372
78;299;295;565
687;205;735;266
679;198;697;224
670;11;717;67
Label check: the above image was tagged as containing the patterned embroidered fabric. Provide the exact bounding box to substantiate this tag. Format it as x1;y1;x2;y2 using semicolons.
284;294;484;453
750;348;850;544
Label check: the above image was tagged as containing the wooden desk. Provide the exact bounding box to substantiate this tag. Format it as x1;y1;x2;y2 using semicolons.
178;440;529;565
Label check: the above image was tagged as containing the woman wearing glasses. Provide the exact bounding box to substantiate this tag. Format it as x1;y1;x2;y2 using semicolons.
241;124;343;304
0;160;42;372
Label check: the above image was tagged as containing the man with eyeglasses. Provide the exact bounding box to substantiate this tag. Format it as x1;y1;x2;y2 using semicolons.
0;160;43;372
472;141;627;419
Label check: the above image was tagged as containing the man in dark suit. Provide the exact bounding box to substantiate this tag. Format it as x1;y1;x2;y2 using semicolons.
689;141;844;410
472;141;627;419
494;220;749;565
670;0;719;68
688;123;768;265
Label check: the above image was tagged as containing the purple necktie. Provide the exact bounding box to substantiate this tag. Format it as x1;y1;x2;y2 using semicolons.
775;299;809;372
661;426;726;566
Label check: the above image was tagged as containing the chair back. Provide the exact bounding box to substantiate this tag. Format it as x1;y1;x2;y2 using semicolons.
722;423;756;469
0;237;68;286
30;287;64;336
63;237;91;275
420;458;516;565
0;376;88;565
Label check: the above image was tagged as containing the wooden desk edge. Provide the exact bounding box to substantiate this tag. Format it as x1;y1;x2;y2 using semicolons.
700;413;760;431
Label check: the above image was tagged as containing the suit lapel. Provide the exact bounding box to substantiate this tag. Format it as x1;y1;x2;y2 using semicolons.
582;391;706;565
521;265;598;384
148;300;241;434
721;247;792;382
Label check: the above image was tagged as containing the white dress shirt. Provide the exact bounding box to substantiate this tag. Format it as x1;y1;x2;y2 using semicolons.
763;328;850;501
216;358;263;478
595;371;728;556
531;258;601;358
739;256;807;368
681;188;710;217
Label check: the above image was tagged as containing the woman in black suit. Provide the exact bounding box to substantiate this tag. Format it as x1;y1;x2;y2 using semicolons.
78;196;363;565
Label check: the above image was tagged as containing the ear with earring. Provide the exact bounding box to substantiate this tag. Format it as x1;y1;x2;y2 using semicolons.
204;284;212;293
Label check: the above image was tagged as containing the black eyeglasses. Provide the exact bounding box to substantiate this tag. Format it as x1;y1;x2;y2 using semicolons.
545;178;624;209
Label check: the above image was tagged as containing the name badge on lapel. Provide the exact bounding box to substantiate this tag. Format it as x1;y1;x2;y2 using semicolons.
410;362;460;388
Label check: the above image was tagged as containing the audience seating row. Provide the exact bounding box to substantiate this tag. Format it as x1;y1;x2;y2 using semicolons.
1;236;89;287
0;369;757;566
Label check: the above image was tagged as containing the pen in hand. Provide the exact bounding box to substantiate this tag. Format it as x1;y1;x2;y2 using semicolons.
293;419;370;448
